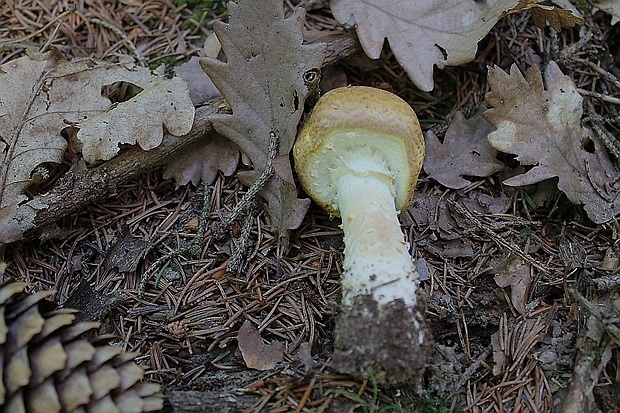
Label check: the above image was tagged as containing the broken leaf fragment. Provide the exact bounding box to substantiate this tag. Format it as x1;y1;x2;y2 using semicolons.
494;256;532;315
485;62;620;223
506;0;584;30
424;109;504;189
237;321;284;371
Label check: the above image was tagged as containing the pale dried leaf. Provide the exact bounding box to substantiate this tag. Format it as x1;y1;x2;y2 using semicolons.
163;133;239;186
0;51;194;242
200;0;325;236
77;74;194;163
423;109;504;189
330;0;518;91
593;0;620;24
0;51;77;241
485;62;620;223
237;321;284;371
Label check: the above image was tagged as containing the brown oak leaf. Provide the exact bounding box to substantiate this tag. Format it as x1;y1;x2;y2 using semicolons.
424;109;504;189
200;0;325;239
485;62;620;223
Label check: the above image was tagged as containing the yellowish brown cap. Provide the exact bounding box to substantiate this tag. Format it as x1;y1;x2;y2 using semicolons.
293;86;425;216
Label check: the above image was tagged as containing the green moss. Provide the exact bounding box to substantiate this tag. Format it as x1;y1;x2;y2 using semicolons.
173;0;227;31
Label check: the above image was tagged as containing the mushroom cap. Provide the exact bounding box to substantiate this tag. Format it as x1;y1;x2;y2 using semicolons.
293;86;425;216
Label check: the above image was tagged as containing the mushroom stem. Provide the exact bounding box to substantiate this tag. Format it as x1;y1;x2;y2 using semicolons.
293;86;431;385
336;168;418;309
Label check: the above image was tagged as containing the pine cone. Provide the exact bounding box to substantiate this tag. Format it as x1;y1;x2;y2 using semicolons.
0;281;163;413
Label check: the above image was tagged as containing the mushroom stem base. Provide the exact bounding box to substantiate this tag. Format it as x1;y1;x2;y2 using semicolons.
332;294;432;385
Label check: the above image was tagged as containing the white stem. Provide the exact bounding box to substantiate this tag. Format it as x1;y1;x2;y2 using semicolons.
336;166;419;308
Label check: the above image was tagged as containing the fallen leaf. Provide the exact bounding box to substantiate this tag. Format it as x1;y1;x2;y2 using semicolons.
424;109;504;189
162;133;239;186
237;321;284;371
174;56;222;106
77;69;194;163
329;0;518;91
200;0;325;238
506;0;584;30
0;50;194;242
485;62;620;223
272;154;296;186
530;5;584;30
494;256;532;315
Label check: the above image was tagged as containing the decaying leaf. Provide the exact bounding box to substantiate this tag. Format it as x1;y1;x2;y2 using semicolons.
329;0;518;91
0;50;194;243
485;62;620;223
76;67;194;163
424;109;504;189
494;256;532;315
506;0;584;30
237;321;284;371
200;0;325;238
162;133;239;186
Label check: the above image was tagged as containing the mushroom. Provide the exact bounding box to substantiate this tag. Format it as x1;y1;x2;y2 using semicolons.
293;86;431;384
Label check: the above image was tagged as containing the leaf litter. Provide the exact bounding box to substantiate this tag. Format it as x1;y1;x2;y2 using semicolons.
1;1;620;412
423;108;504;190
330;0;519;91
485;61;620;223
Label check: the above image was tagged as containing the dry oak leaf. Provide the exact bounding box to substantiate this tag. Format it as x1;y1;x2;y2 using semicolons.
162;133;239;186
506;0;584;30
0;51;194;243
593;0;620;24
164;58;239;186
485;62;620;223
330;0;518;91
76;65;194;163
423;109;504;189
200;0;325;236
237;321;284;371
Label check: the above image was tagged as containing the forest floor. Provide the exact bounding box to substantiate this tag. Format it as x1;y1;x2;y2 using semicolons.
2;0;620;412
